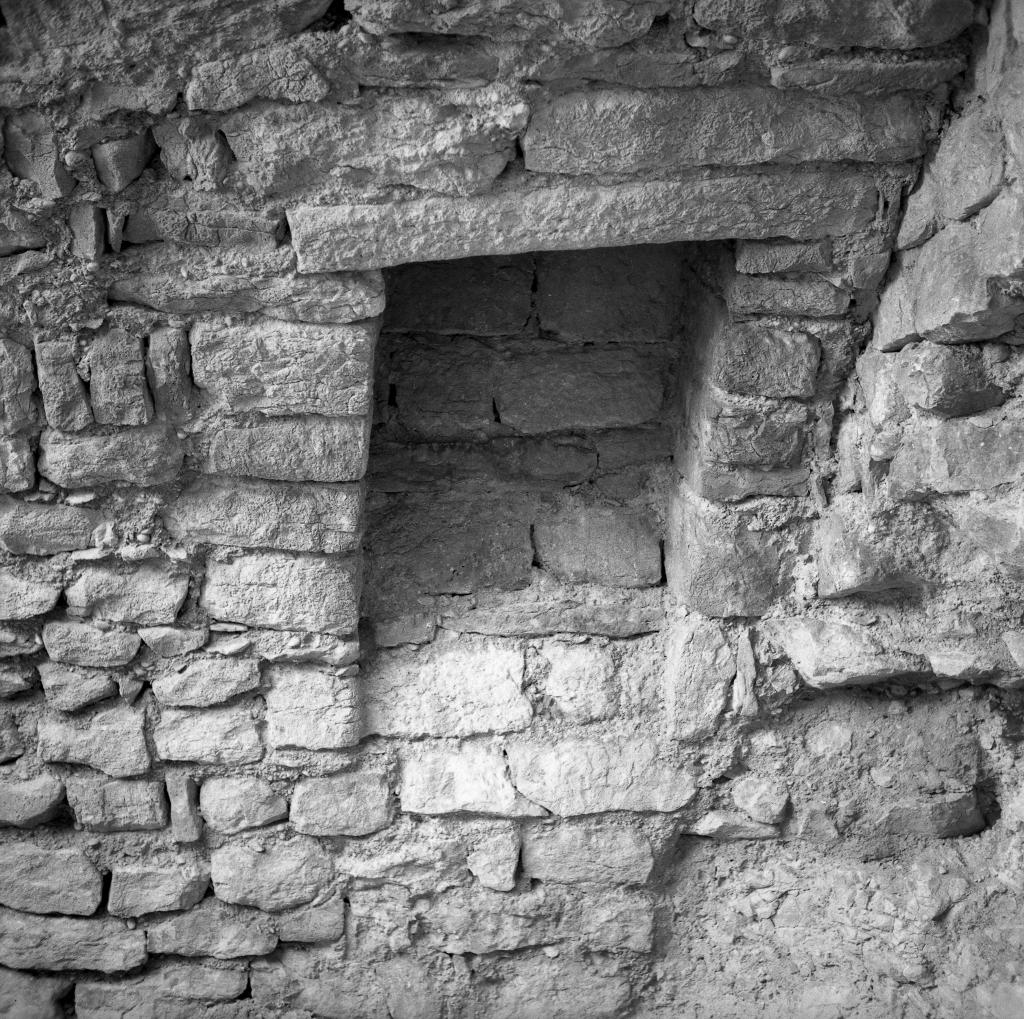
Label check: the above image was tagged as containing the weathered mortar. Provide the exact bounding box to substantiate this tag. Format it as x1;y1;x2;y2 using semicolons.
1;0;1024;1016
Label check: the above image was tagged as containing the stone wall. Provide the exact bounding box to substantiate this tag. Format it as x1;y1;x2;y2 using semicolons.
2;0;1024;1016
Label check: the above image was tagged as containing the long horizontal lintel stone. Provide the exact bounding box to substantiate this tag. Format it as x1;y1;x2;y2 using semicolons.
289;170;880;271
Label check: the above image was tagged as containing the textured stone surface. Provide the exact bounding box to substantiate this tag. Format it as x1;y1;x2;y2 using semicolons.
0;908;147;973
363;637;531;737
39;425;183;488
524;90;926;174
211;837;334;911
152;657;261;707
0;775;65;828
154;705;263;765
0;846;102;915
42;621;141;667
507;737;697;815
108;862;209;917
291;769;392;836
66;777;169;832
200;776;288;834
264;665;360;750
200;416;370;483
146;897;278;959
165;477;363;553
65;561;189;625
201;552;360;636
0;499;100;555
289;170;878;270
37;703;150;777
191;318;377;416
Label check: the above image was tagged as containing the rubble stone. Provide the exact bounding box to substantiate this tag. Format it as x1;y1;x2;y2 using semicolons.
264;664;359;750
154;705;263;765
211;837;334;912
0;908;147;973
39;425;183;488
165;477;363;554
0;774;65;827
200;777;288;834
108;861;209;917
37;703;150;777
0;845;102;915
66;777;168;832
201;552;360;636
506;737;697;815
291;769;392;836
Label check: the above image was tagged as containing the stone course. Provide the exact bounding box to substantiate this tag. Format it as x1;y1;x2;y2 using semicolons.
0;1;1022;1016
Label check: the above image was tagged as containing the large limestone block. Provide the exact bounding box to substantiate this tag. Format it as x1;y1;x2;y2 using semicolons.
190;318;377;416
495;347;665;433
0;498;100;555
384;255;534;335
212;836;334;912
65;777;169;832
289;169;879;271
152;657;261;707
220;89;528;198
291;769;392;836
693;0;974;49
506;736;697;815
200;416;370;482
65;560;189;625
154;705;263;765
145;897;278;959
521;819;653;884
664;616;736;740
200;777;288;834
363;636;531;737
201;552;360;636
110;245;385;324
37;703;150;777
533;504;662;587
42;620;141;667
400;743;543;816
525;89;926;174
0;845;102;915
889;418;1024;498
764;618;929;689
0;908;147;973
535;245;686;343
165;476;363;554
39;425;183;488
534;638;618;722
264;664;359;750
0;774;65;827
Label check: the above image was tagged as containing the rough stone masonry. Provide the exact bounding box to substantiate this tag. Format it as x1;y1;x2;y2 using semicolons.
0;0;1023;1016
